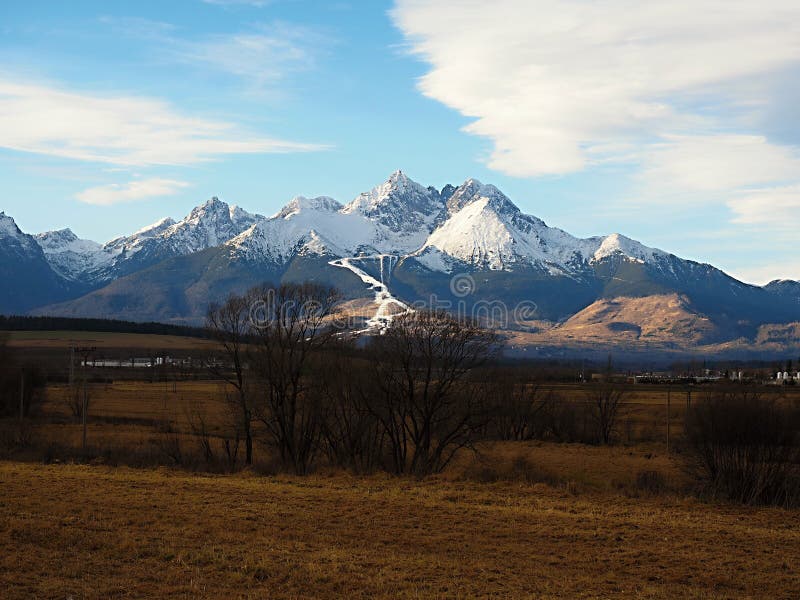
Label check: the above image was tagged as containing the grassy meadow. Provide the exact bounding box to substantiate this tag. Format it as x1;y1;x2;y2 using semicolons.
2;461;799;599
2;331;799;598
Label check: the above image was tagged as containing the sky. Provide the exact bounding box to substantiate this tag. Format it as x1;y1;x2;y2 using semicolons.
1;0;799;285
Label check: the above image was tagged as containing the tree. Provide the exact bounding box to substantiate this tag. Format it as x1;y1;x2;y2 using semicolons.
206;293;256;465
317;342;385;474
586;356;626;445
0;333;44;419
366;311;498;476
686;390;800;506
249;282;340;475
490;369;553;441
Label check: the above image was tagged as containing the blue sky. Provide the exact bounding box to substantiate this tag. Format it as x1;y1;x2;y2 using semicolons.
1;0;799;284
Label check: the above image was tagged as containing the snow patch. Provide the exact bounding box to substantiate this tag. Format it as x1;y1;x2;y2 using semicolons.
329;255;413;332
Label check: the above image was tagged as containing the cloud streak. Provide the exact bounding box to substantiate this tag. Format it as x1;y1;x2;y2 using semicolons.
0;79;328;166
392;0;800;178
75;178;189;206
173;23;327;89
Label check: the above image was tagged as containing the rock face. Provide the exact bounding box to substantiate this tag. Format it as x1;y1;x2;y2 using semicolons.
0;212;74;313
3;173;799;356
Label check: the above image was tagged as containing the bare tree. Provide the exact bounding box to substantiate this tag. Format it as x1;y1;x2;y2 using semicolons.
367;311;498;476
206;293;255;465
317;343;385;474
686;390;800;506
490;371;554;441
249;282;340;475
587;383;626;444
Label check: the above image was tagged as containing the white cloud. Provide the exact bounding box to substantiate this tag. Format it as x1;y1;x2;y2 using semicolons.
174;23;325;88
0;79;327;166
99;17;329;93
392;0;800;178
729;185;800;228
75;178;189;206
642;135;800;193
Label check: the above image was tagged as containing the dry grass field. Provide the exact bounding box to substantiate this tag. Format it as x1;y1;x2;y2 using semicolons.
3;332;799;598
5;330;214;350
2;461;799;599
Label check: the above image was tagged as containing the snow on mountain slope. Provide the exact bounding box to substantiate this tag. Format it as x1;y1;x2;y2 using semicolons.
416;178;669;274
231;196;375;263
0;212;76;312
589;233;665;264
105;217;176;253
36;197;265;284
151;197;264;255
102;197;263;261
230;172;448;264
0;212;43;257
226;172;673;282
34;229;113;281
341;170;446;252
329;256;412;331
29;173;679;293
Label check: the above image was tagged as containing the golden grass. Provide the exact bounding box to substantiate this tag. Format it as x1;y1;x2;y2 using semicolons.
8;379;799;597
1;461;798;599
6;330;214;350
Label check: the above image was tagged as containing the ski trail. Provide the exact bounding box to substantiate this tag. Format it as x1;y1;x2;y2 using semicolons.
329;255;413;332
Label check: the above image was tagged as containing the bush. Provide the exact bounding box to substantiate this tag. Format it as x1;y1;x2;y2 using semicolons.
685;391;800;507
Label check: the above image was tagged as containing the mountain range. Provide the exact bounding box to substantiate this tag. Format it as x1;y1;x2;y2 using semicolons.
2;171;799;357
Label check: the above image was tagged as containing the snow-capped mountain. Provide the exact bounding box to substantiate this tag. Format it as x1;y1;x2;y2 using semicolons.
0;212;74;312
229;173;674;280
417;179;672;275
34;197;264;285
341;170;445;252
35;229;113;282
8;171;800;356
1;211;47;259
230;171;449;265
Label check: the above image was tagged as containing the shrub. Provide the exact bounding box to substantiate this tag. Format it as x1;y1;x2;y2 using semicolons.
685;391;800;507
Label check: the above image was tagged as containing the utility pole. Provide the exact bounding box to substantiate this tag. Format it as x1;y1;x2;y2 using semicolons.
71;346;96;452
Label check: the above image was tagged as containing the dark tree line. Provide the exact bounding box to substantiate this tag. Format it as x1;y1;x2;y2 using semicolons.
0;315;209;339
0;333;45;418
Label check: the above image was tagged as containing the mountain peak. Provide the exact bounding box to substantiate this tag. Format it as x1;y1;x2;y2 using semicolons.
446;178;520;216
190;196;229;218
388;169;408;183
341;171;445;240
0;211;20;235
591;233;665;264
273;196;343;220
37;228;78;242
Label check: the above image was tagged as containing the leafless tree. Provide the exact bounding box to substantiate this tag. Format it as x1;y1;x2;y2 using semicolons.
686;390;800;506
206;293;255;465
317;344;385;474
366;311;498;476
587;382;626;444
490;372;554;441
249;282;340;475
